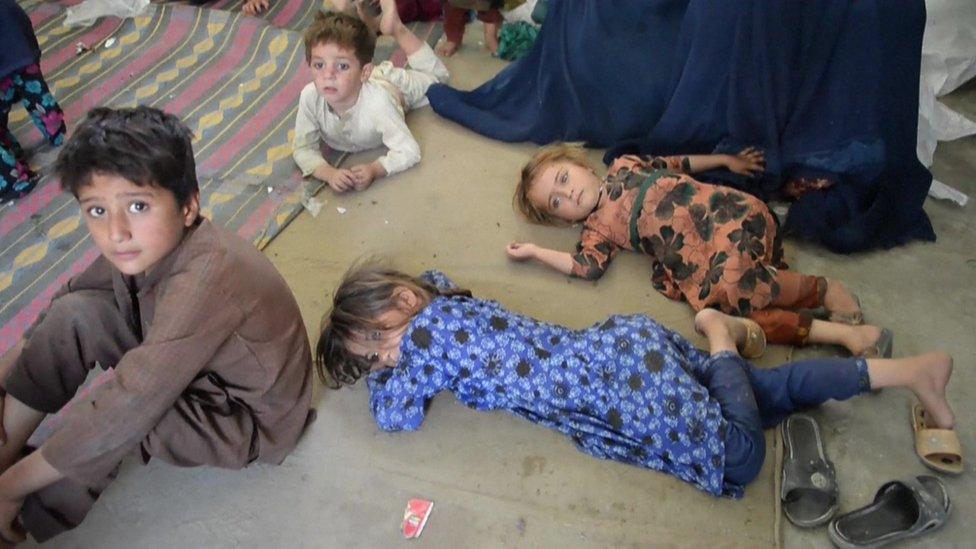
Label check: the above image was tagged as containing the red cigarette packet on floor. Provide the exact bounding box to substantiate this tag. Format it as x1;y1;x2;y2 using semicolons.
401;498;433;539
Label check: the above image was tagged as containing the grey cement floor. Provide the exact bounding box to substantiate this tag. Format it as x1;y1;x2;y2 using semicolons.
27;24;976;549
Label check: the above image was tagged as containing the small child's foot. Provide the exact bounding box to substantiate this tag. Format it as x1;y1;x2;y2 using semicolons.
824;279;862;324
845;324;886;356
908;352;954;430
484;22;500;54
377;0;402;36
694;309;765;358
437;40;459;56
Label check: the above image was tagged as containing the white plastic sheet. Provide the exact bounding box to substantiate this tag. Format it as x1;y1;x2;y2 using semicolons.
919;0;976;205
63;0;151;28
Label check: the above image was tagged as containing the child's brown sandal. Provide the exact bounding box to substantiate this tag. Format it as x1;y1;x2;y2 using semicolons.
738;318;766;359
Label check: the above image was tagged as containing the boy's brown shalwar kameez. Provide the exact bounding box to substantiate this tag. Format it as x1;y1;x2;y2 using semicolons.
2;219;313;541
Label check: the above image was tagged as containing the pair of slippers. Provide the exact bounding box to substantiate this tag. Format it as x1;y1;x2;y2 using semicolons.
781;414;957;547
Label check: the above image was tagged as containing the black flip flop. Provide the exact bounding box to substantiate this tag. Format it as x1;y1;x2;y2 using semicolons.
781;414;838;527
828;475;950;548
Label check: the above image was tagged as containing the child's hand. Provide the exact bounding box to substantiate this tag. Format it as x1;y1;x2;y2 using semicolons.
350;163;377;191
242;0;270;15
726;147;765;177
506;242;538;261
326;168;357;193
0;496;25;544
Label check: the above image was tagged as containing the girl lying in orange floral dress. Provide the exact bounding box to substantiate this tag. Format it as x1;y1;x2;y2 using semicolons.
507;143;891;357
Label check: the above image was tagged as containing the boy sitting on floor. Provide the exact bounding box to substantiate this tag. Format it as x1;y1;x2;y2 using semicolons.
293;0;450;193
0;106;313;544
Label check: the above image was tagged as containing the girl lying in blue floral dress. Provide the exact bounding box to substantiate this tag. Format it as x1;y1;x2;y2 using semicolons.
316;264;956;497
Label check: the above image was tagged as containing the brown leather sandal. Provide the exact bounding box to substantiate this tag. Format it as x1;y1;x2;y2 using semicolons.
738;318;766;359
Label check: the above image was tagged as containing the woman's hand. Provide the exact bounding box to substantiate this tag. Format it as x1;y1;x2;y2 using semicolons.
726;147;765;177
505;242;538;261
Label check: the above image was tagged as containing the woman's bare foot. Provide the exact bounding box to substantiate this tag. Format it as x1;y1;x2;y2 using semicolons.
824;279;862;322
437;40;460;56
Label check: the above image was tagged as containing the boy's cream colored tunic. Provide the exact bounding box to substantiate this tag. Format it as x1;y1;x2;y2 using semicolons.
5;219;314;486
292;44;449;177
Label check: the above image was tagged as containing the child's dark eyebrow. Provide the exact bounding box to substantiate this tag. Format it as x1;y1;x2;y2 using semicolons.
79;191;154;204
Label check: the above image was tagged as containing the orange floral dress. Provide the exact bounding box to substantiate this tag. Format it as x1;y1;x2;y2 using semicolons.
570;155;787;316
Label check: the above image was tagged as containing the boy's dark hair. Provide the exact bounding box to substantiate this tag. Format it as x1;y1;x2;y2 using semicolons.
56;106;199;206
315;261;471;389
303;10;376;67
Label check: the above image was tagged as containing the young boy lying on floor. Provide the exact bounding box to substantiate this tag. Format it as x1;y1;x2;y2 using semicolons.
0;106;313;544
293;0;450;192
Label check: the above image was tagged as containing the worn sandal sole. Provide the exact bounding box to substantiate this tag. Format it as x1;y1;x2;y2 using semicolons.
828;475;950;548
781;414;838;528
912;404;964;475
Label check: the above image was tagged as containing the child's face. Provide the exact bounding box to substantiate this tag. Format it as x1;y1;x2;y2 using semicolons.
308;42;372;113
78;173;199;276
344;288;421;371
527;160;603;223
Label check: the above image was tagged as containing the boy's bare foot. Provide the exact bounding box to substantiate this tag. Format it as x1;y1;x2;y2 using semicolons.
823;279;861;322
906;352;954;429
484;21;500;54
437;40;459;56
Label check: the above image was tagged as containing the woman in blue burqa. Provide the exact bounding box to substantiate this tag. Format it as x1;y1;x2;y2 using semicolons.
427;0;934;253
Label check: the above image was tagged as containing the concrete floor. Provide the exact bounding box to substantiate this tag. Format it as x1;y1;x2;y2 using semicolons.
29;25;976;549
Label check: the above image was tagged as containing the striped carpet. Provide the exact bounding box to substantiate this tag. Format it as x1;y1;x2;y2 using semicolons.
0;0;442;355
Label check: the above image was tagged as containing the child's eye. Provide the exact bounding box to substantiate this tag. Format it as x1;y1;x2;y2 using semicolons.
560;172;568;184
128;201;149;214
337;62;350;71
86;206;106;218
313;62;324;70
551;197;561;209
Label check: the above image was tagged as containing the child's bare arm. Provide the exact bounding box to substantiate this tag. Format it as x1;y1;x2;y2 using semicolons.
0;450;63;540
664;148;765;176
506;243;574;275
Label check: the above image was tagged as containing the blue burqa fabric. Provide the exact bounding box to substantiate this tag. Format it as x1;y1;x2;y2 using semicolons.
427;0;935;253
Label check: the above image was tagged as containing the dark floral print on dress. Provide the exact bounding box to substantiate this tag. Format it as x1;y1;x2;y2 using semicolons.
654;181;696;219
367;271;739;497
708;191;750;224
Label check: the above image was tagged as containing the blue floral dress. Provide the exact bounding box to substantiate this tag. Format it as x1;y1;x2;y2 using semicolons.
366;271;741;497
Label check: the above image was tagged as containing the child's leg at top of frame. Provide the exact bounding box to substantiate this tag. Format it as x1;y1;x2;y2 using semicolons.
439;2;467;52
477;9;502;53
15;65;65;146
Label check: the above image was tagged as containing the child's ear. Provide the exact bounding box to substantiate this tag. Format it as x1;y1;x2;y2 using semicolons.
360;62;374;83
182;192;201;227
392;287;420;313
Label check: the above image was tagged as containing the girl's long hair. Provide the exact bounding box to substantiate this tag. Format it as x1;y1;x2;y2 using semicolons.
315;261;471;388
